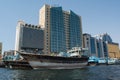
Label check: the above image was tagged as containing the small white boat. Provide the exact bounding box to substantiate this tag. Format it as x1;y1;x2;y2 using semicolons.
98;58;107;65
107;58;117;65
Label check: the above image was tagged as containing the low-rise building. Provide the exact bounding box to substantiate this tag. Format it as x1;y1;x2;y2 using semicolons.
107;42;120;58
83;33;107;58
83;33;120;59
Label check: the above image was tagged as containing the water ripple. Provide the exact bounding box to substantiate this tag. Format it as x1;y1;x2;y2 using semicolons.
0;65;120;80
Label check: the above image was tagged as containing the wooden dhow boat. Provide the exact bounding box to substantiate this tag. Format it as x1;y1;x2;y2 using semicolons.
18;47;89;69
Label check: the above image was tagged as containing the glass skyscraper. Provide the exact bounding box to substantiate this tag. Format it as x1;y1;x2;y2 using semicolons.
39;4;82;54
90;37;97;54
69;11;82;49
50;7;66;53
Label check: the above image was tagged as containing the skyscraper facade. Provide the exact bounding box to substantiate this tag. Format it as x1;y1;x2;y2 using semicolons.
101;33;120;58
83;33;91;56
83;33;120;58
96;39;105;57
90;37;98;56
83;33;98;57
83;33;109;58
15;21;44;53
39;4;82;54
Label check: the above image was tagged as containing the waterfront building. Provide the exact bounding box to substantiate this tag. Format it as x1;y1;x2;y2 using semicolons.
96;39;106;58
83;33;115;58
83;33;98;57
15;21;44;53
107;42;120;58
94;33;110;58
96;33;120;58
90;37;98;56
0;42;2;60
39;4;82;54
83;33;91;56
98;33;111;57
101;33;112;43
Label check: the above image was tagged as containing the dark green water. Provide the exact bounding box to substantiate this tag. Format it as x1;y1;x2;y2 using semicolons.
0;65;120;80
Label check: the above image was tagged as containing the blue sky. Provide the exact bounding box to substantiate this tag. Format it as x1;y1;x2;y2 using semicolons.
0;0;120;52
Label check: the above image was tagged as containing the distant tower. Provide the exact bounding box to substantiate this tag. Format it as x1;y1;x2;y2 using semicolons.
0;42;2;60
39;4;83;54
0;42;2;54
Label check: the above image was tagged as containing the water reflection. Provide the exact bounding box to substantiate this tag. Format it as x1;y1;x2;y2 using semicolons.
0;65;120;80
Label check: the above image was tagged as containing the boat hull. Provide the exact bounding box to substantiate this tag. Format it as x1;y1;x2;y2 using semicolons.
87;61;98;66
3;60;32;69
19;52;88;69
29;61;88;69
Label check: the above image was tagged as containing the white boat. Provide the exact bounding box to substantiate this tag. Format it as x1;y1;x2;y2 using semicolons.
107;58;117;65
98;58;107;65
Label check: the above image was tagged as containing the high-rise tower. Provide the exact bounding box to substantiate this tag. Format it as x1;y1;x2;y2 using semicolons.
39;4;83;54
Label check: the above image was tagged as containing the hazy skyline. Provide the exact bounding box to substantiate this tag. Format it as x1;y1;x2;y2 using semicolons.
0;0;120;53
